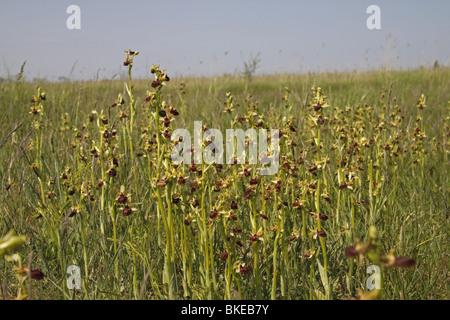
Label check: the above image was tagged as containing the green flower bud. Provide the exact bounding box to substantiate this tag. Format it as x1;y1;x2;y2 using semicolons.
0;231;27;258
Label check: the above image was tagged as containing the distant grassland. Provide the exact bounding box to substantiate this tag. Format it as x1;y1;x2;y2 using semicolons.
3;68;448;131
0;65;448;300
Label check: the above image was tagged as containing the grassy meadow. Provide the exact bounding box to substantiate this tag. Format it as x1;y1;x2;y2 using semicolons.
0;57;448;300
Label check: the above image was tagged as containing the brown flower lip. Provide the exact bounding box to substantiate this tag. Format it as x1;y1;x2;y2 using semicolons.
30;269;45;281
274;181;281;191
96;181;104;190
233;227;242;234
172;194;181;204
317;116;325;125
393;256;417;268
68;208;78;218
239;266;250;275
210;210;219;219
117;194;128;204
122;206;133;217
317;230;327;237
163;130;171;139
156;179;167;188
108;168;117;177
344;246;359;258
220;251;228;261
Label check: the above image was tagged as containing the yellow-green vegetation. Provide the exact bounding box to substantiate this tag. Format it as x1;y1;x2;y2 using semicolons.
0;53;448;300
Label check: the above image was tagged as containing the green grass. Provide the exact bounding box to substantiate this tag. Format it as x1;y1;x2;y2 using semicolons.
0;63;448;300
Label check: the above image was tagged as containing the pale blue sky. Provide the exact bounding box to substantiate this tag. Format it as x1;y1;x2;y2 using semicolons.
0;0;449;80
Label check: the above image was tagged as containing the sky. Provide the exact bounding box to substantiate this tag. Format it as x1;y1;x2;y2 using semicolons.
0;0;449;81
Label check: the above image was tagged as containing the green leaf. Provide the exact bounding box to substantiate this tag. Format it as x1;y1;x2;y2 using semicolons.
0;231;27;258
317;259;330;300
